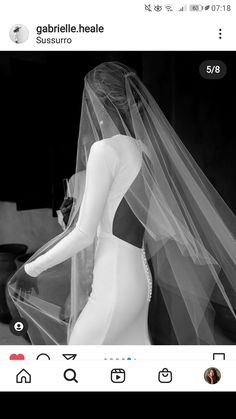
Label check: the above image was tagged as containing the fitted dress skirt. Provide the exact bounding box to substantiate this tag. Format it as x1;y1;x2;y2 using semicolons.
68;232;152;344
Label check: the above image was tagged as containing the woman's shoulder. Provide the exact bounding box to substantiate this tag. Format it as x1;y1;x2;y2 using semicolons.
90;139;119;173
91;138;119;156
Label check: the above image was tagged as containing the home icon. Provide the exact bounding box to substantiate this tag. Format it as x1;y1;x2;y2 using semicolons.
16;369;31;384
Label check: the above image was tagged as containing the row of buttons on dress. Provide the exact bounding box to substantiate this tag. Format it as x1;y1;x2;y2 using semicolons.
141;245;153;302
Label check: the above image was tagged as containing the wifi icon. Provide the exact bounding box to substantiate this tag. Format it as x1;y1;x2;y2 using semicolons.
165;5;173;12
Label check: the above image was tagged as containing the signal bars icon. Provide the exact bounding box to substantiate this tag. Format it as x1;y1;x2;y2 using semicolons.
179;5;187;11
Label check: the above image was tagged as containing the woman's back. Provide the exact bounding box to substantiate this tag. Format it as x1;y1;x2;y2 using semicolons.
97;134;146;248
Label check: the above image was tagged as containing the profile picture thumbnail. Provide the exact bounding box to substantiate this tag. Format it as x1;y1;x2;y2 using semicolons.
204;367;221;385
9;24;29;44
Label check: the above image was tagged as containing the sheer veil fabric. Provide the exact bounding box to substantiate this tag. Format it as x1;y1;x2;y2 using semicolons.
9;62;236;344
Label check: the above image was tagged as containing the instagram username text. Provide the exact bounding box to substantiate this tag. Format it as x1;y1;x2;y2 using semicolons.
36;24;104;44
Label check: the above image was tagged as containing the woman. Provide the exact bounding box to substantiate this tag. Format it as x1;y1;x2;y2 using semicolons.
206;368;220;384
9;62;236;345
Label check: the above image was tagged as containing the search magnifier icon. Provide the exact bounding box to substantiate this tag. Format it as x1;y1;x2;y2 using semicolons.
64;368;78;383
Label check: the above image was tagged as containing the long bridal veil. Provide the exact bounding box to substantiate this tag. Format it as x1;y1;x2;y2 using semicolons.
8;61;236;344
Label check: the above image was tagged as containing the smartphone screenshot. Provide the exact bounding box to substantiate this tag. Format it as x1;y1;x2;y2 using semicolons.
0;0;235;392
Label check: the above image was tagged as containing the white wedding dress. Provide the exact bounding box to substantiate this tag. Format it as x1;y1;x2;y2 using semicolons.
25;135;152;344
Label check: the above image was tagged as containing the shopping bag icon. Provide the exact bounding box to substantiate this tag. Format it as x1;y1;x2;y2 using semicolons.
158;368;172;383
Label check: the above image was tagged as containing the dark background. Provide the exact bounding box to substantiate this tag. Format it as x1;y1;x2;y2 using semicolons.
0;51;235;215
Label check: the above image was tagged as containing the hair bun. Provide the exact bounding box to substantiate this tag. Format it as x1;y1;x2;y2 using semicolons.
85;62;138;112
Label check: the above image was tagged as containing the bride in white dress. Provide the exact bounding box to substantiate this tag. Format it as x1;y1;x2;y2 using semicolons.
9;62;236;345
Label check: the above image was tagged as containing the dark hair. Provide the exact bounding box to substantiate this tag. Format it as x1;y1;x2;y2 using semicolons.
209;368;217;376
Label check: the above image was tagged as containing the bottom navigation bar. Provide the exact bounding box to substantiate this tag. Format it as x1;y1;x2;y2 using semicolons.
0;360;232;391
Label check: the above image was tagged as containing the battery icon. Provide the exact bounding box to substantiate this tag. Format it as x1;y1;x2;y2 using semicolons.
189;4;204;11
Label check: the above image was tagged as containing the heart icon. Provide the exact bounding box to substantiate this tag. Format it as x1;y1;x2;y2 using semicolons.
10;354;25;360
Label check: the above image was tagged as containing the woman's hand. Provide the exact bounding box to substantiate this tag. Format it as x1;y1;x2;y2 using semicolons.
207;374;214;384
11;266;39;299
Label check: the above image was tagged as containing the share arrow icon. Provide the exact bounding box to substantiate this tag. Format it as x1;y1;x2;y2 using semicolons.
62;354;77;360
